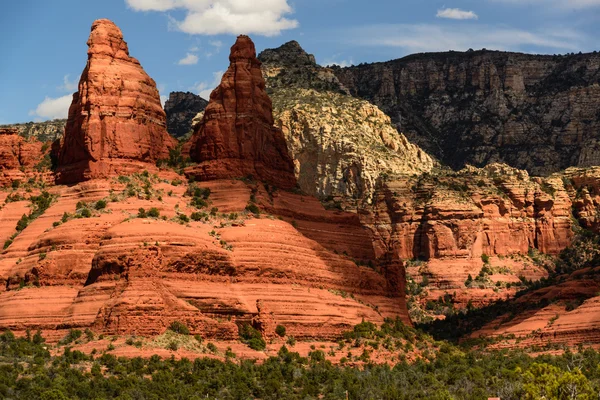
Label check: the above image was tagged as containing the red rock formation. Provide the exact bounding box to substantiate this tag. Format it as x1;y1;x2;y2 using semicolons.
474;266;600;348
185;36;296;189
55;19;176;183
0;134;43;171
362;164;575;312
0;131;47;187
0;176;407;339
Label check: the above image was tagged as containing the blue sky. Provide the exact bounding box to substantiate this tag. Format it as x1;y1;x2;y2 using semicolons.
1;0;599;124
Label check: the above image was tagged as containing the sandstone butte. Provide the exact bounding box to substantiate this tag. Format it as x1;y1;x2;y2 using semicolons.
54;19;177;184
0;26;408;348
184;35;297;190
2;20;600;356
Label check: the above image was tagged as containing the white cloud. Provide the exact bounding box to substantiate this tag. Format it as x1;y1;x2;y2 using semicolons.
157;83;168;106
205;40;223;57
59;74;78;92
436;8;478;20
209;40;223;50
189;45;200;52
191;70;224;99
125;0;299;36
29;95;72;120
348;24;588;53
178;52;199;65
322;57;354;68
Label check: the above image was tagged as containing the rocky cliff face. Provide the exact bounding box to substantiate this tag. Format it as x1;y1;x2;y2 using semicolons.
164;92;208;138
333;50;600;176
360;164;600;319
55;19;177;183
259;42;435;201
0;120;66;143
185;36;296;189
0;128;50;187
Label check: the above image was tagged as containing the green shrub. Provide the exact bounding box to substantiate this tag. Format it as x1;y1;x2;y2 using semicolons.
191;212;205;221
95;200;107;210
148;208;160;218
81;208;92;218
275;325;286;337
11;180;20;189
16;214;29;232
465;274;473;286
481;253;490;264
138;208;147;218
225;347;236;358
168;321;190;335
245;203;260;215
239;324;266;350
309;350;325;362
207;342;217;353
177;213;189;223
60;329;82;345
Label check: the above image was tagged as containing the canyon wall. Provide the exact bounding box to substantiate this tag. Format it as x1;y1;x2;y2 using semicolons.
333;50;600;176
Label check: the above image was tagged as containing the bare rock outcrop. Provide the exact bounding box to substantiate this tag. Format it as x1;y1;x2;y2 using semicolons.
259;41;435;201
55;19;177;183
362;164;580;315
0;129;48;187
333;50;600;176
185;36;296;189
0;120;66;143
164;92;208;138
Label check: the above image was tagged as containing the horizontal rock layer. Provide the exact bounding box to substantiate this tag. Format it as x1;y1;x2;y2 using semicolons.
0;176;407;339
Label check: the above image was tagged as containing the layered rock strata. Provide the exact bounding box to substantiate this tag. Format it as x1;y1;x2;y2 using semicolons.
0;129;48;187
0;120;66;143
0;177;407;339
362;163;588;314
333;50;600;176
185;36;296;189
55;19;176;183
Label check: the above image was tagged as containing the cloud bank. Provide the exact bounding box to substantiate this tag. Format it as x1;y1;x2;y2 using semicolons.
436;8;478;20
29;95;72;121
125;0;299;36
347;24;588;54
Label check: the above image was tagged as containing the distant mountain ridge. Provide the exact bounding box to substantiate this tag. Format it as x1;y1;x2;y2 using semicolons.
0;119;66;143
332;49;600;176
